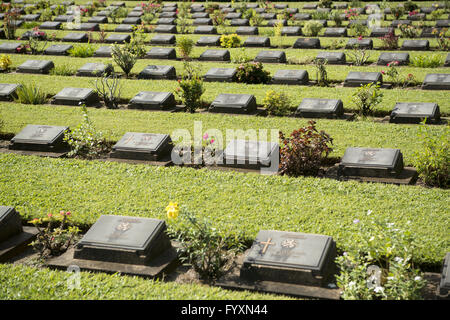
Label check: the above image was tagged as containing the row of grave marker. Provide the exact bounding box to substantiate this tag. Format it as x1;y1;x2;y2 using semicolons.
1;205;449;299
0;82;445;120
4;123;431;183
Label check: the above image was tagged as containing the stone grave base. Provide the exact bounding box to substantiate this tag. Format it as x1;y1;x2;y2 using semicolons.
0;141;69;158
204;107;267;116
326;165;418;185
215;252;341;300
46;245;179;278
99;154;173;167
0;226;38;263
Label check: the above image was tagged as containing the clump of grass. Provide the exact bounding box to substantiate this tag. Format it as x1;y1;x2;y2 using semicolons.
50;64;76;76
14;83;48;105
68;44;95;58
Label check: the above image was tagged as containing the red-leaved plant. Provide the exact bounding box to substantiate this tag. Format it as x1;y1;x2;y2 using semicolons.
279;121;333;177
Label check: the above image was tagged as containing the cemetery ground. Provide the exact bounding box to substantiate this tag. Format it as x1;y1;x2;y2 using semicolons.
0;0;449;302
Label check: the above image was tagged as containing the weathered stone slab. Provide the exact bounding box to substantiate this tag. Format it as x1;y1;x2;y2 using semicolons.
194;26;217;34
62;32;89;43
94;46;113;57
295;98;344;118
154;25;177;34
377;52;409;66
76;63;113;77
244;36;270;47
223;140;278;168
196;36;221;46
0;83;20;101
254;50;286;63
344;72;382;87
52;87;99;106
16;60;54;74
39;21;62;30
145;48;177;60
293;38;320;49
230;19;250;26
110;133;173;161
150;34;176;45
422;74;450;90
105;33;131;44
209;94;257;114
9;125;69;152
0;42;21;54
338;147;404;178
272;69;309;85
324;27;347;37
0;206;23;244
236;26;259;35
438;253;450;298
129;91;176;110
316;52;346;65
199;49;230;62
240;230;336;286
204;68;236;82
137;65;176;80
401;39;429;51
44;44;73;56
346;38;373;49
281;26;302;36
390;102;440;124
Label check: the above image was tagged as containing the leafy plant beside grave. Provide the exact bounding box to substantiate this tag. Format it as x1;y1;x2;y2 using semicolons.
302;21;323;37
14;83;48;105
413;123;449;188
234;61;271;84
352;82;383;117
92;70;122;109
165;202;244;282
3;10;20;40
350;23;369;37
175;61;205;113
63;105;109;159
68;44;95;58
346;42;371;66
176;37;195;60
262;90;292;117
0;54;12;72
379;31;399;50
111;44;137;78
220;34;242;48
279;121;333;177
398;24;420;38
28;211;81;261
314;58;329;87
336;211;426;300
381;61;417;88
410;54;443;68
432;28;449;51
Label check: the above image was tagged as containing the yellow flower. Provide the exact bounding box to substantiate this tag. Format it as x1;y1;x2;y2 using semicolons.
165;202;180;219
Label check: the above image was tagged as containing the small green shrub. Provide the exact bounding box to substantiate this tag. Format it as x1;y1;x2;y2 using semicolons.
279;120;333;177
220;34;242;48
352;82;383;117
14;83;48;105
311;11;329;20
231;47;252;64
68;44;95;58
111;44;137;78
314;58;329;87
49;64;76;76
318;0;333;8
28;211;80;260
93;71;122;109
404;1;418;12
330;11;344;27
390;5;405;19
336;212;426;300
165;202;244;282
350;23;369;37
410;54;443;68
175;61;205;113
234;61;271;84
302;21;324;36
413;123;449;188
398;24;420;38
109;7;128;23
63;105;109;159
176;37;194;60
262;90;292;116
346;45;371;66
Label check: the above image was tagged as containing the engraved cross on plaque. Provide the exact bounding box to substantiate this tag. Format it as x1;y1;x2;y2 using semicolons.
259;238;275;254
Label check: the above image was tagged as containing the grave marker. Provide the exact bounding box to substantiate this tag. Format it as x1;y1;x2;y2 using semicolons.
223;140;279;168
137;65;177;80
52;88;99;106
272;69;309;85
204;68;236;82
344;72;382;87
390;102;440;124
110;133;173;161
129;91;176;110
16;60;54;74
422;74;450;90
209;93;257;114
199;49;231;62
9;125;69;152
295;98;344;118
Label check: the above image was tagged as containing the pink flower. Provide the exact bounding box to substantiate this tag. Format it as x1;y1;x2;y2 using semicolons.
381;70;385;75
203;133;209;140
48;213;53;217
358;36;363;41
66;211;71;216
210;139;215;144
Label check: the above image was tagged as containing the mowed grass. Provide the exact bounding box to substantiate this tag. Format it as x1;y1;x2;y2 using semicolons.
0;70;449;115
0;153;448;266
0;264;291;299
1;102;448;164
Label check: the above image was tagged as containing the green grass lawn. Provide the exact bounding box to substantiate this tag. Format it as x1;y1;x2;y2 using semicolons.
1;102;447;164
0;263;291;299
0;153;448;267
